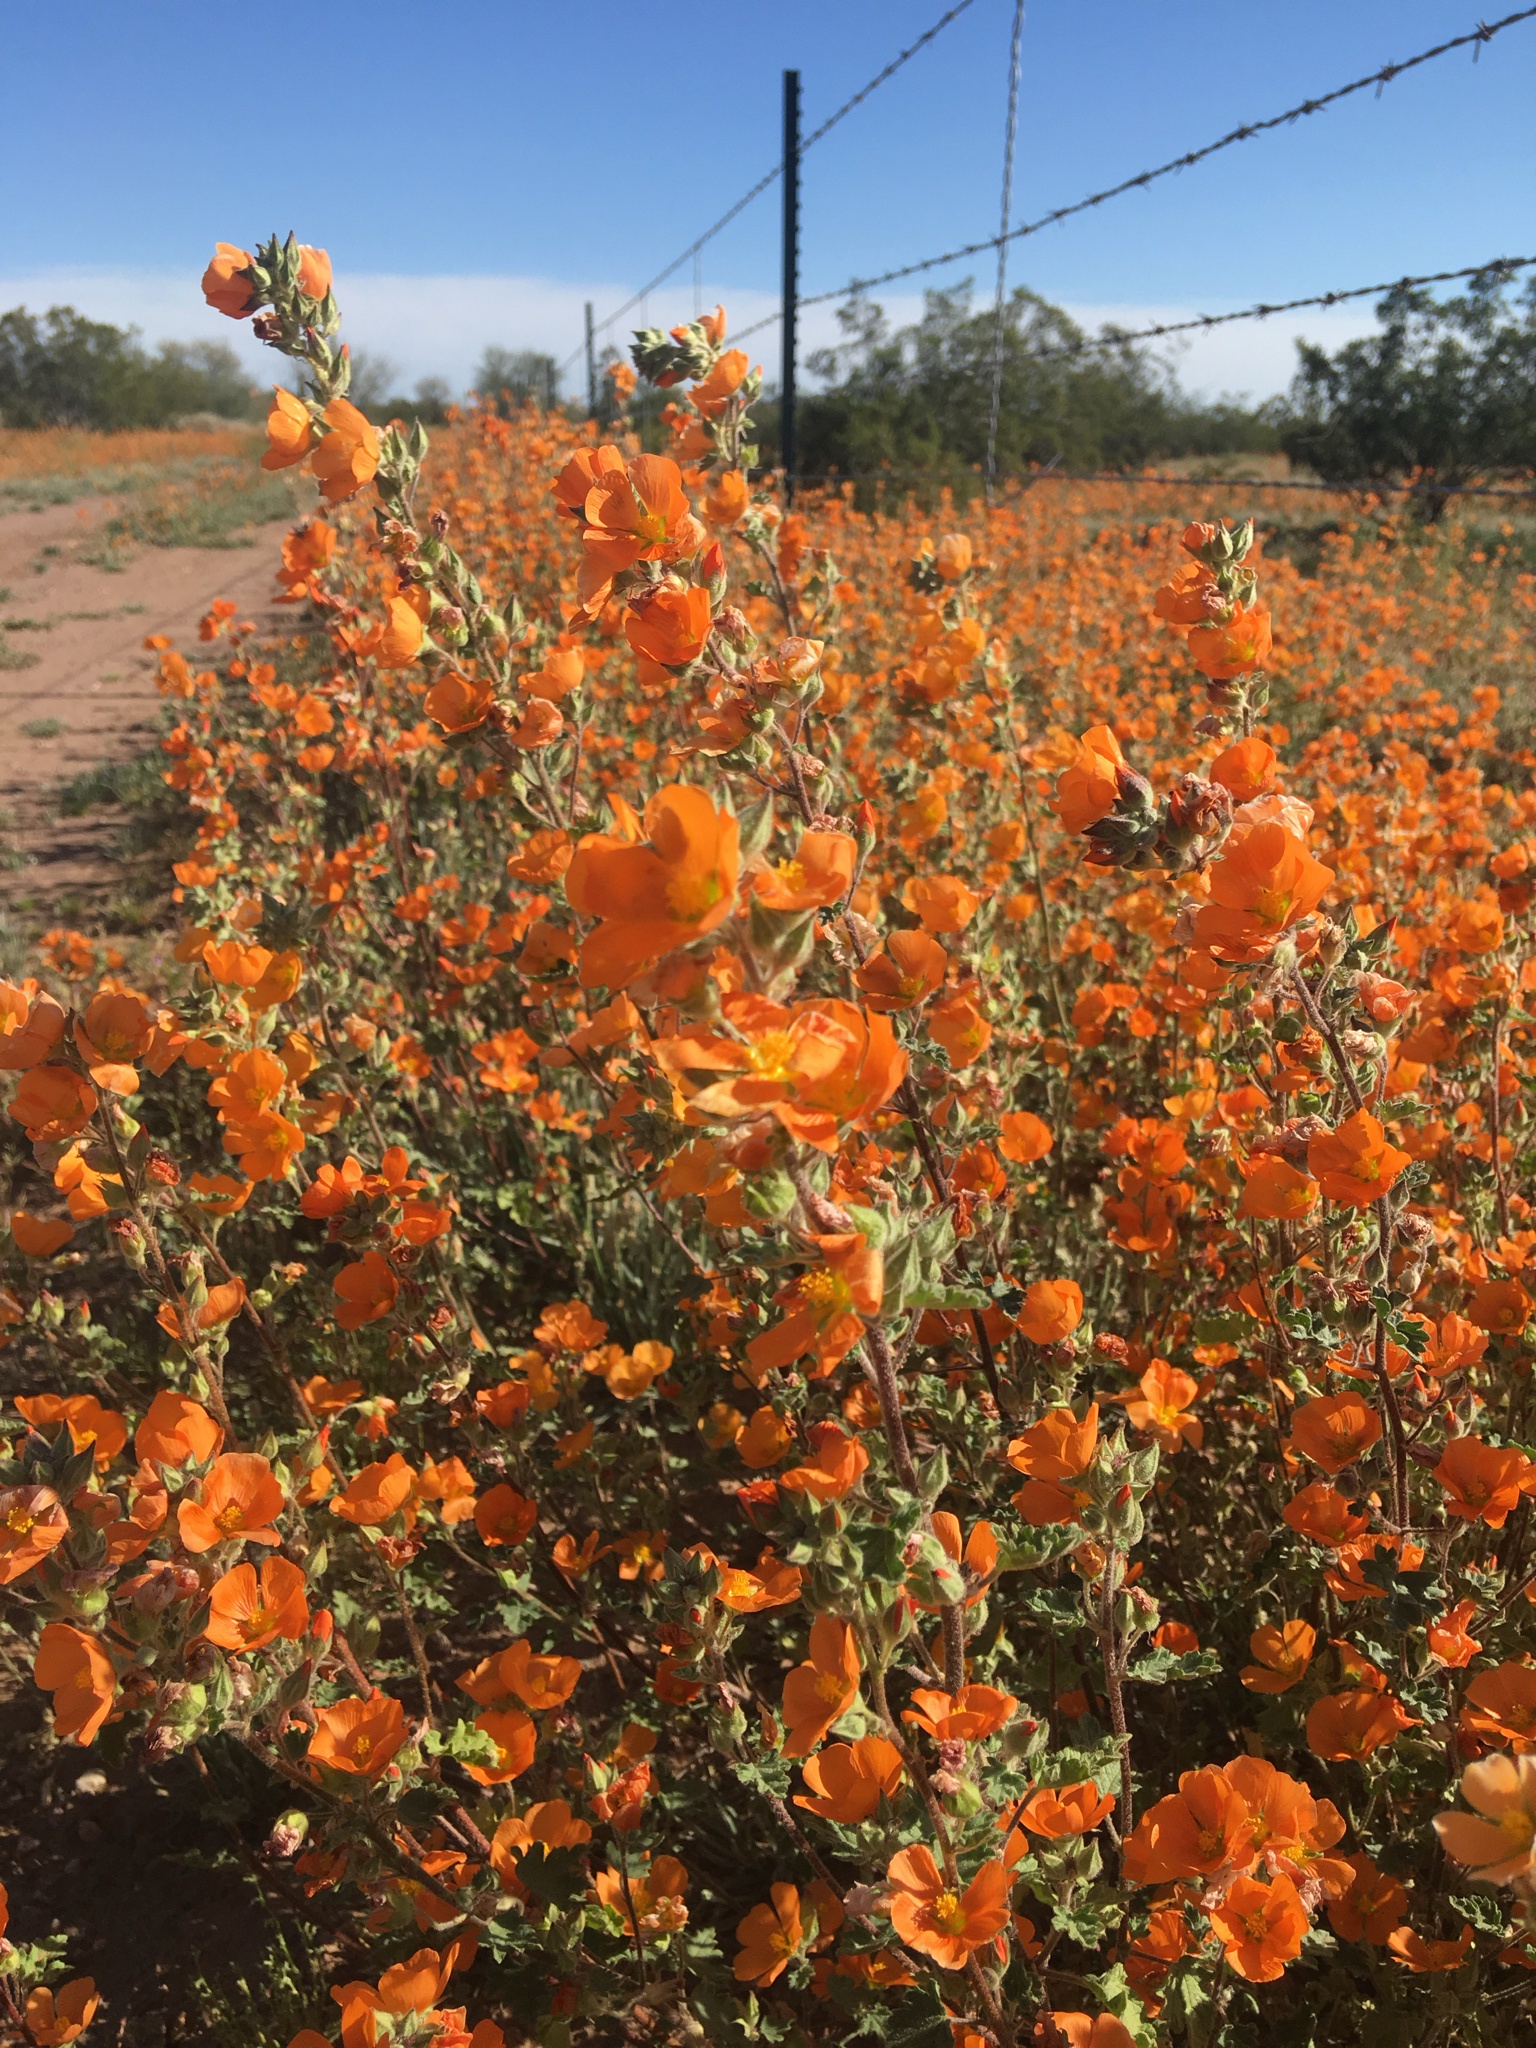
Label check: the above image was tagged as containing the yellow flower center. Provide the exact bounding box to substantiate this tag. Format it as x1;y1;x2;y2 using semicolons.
1197;1827;1224;1861
815;1669;848;1705
665;870;722;924
1241;1909;1270;1942
931;1890;967;1934
773;859;806;893
353;1733;373;1761
1499;1809;1536;1846
747;1029;799;1082
247;1604;274;1636
215;1503;245;1533
6;1508;35;1536
798;1269;843;1315
1251;886;1294;929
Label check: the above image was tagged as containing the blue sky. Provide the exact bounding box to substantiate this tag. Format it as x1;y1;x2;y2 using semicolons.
3;0;1533;400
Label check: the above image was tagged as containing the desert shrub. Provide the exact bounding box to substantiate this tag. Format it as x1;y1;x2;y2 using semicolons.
0;235;1534;2048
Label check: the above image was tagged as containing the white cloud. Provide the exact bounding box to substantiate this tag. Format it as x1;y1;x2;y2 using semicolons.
0;266;1382;406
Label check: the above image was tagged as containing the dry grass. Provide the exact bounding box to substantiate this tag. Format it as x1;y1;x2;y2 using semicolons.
0;424;259;483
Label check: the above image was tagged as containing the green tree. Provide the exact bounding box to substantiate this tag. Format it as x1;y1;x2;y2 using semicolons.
474;345;557;413
0;305;255;428
1281;269;1536;513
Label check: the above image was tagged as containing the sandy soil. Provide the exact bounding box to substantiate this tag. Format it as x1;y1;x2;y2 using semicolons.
0;497;290;913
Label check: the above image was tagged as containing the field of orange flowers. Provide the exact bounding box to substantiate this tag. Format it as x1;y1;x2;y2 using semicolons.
1;233;1535;2048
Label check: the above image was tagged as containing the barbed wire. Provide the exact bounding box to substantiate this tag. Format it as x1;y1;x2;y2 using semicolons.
778;467;1536;500
728;252;1536;351
724;5;1536;342
556;0;978;376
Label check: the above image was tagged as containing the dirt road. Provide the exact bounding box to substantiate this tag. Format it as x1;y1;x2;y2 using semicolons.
0;497;289;914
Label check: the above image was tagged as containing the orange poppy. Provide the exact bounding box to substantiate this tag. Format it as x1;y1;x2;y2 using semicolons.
33;1623;116;1744
463;1706;537;1786
1011;1780;1115;1841
1306;1688;1414;1761
1237;1153;1319;1222
1207;1872;1307;1981
1052;726;1126;834
624;583;713;668
331;1454;418;1529
734;1882;803;1986
884;1846;1010;1969
1121;1766;1254;1884
1007;1404;1098;1526
1426;1599;1483;1668
745;1233;883;1379
1434;1435;1532;1527
1120;1359;1202;1452
997;1111;1053;1164
1467;1279;1531;1335
177;1452;284;1551
308;1691;407;1777
1281;1483;1367;1547
1188;604;1272;680
489;1799;592;1886
565;784;740;989
854;929;948;1012
1288;1393;1382;1474
778;1423;870;1503
1240;1621;1316;1694
753;832;857;913
1307;1111;1410;1207
1464;1662;1536;1750
23;1979;99;2047
716;1549;804;1612
10;1066;98;1143
1016;1277;1083;1346
202;242;255;316
1387;1924;1474;1973
902;874;980;934
781;1615;860;1758
135;1392;223;1469
1194;824;1333;962
333;1250;399;1330
204;1555;309;1650
263;387;315;471
312;397;380;503
927;993;992;1067
902;1684;1017;1742
0;1484;69;1584
475;1483;537;1547
795;1735;904;1822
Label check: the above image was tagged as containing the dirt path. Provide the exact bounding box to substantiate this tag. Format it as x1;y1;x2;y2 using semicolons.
0;497;290;916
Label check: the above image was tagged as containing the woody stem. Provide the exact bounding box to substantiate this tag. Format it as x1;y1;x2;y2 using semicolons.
1098;1558;1135;1843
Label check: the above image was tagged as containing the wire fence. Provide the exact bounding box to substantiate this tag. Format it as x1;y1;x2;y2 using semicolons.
774;467;1536;501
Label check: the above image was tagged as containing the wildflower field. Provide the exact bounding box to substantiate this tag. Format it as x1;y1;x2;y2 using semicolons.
2;237;1536;2048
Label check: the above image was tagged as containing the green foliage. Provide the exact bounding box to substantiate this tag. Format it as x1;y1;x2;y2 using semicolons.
0;305;259;429
1281;272;1536;506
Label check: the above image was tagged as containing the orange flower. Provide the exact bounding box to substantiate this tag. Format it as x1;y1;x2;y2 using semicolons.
578;453;704;605
795;1734;904;1822
1281;1482;1367;1547
1207;1872;1306;1981
902;874;979;933
704;469;750;526
1468;1278;1531;1335
334;1250;399;1330
426;670;494;734
1434;1754;1536;1885
1307;1111;1410;1207
297;244;332;299
204;1555;309;1650
10;1211;73;1256
1464;1661;1536;1750
1387;1924;1474;1973
311;397;380;503
0;1484;68;1584
855;929;947;1012
903;1684;1017;1742
565;784;740;989
927;992;992;1066
1288;1393;1382;1474
33;1622;116;1744
592;1854;689;1941
1427;1598;1483;1668
1011;1780;1116;1840
778;1422;870;1502
884;1846;1010;1969
10;1065;97;1142
463;1705;536;1785
177;1452;284;1551
997;1111;1053;1164
1435;1435;1532;1527
263;387;315;471
1007;1403;1098;1526
475;1483;537;1547
1237;1153;1319;1222
1016;1277;1083;1346
734;1882;803;1985
1194;824;1333;962
1121;1358;1202;1453
1445;894;1505;954
1328;1853;1408;1944
202;242;255;316
308;1691;407;1776
489;1798;592;1885
746;1233;883;1379
1032;2017;1135;2048
781;1615;860;1758
624;583;713;667
15;1394;125;1468
1187;604;1272;680
716;1549;804;1612
1122;1766;1254;1884
1052;726;1126;834
23;1979;99;2047
1240;1621;1316;1694
735;1406;794;1468
1306;1688;1414;1760
754;832;856;912
331;1453;418;1528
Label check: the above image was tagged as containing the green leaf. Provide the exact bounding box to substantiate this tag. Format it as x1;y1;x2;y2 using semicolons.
516;1843;587;1911
1126;1646;1221;1686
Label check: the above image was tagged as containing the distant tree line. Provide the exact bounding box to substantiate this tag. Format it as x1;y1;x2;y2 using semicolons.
0;305;259;429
